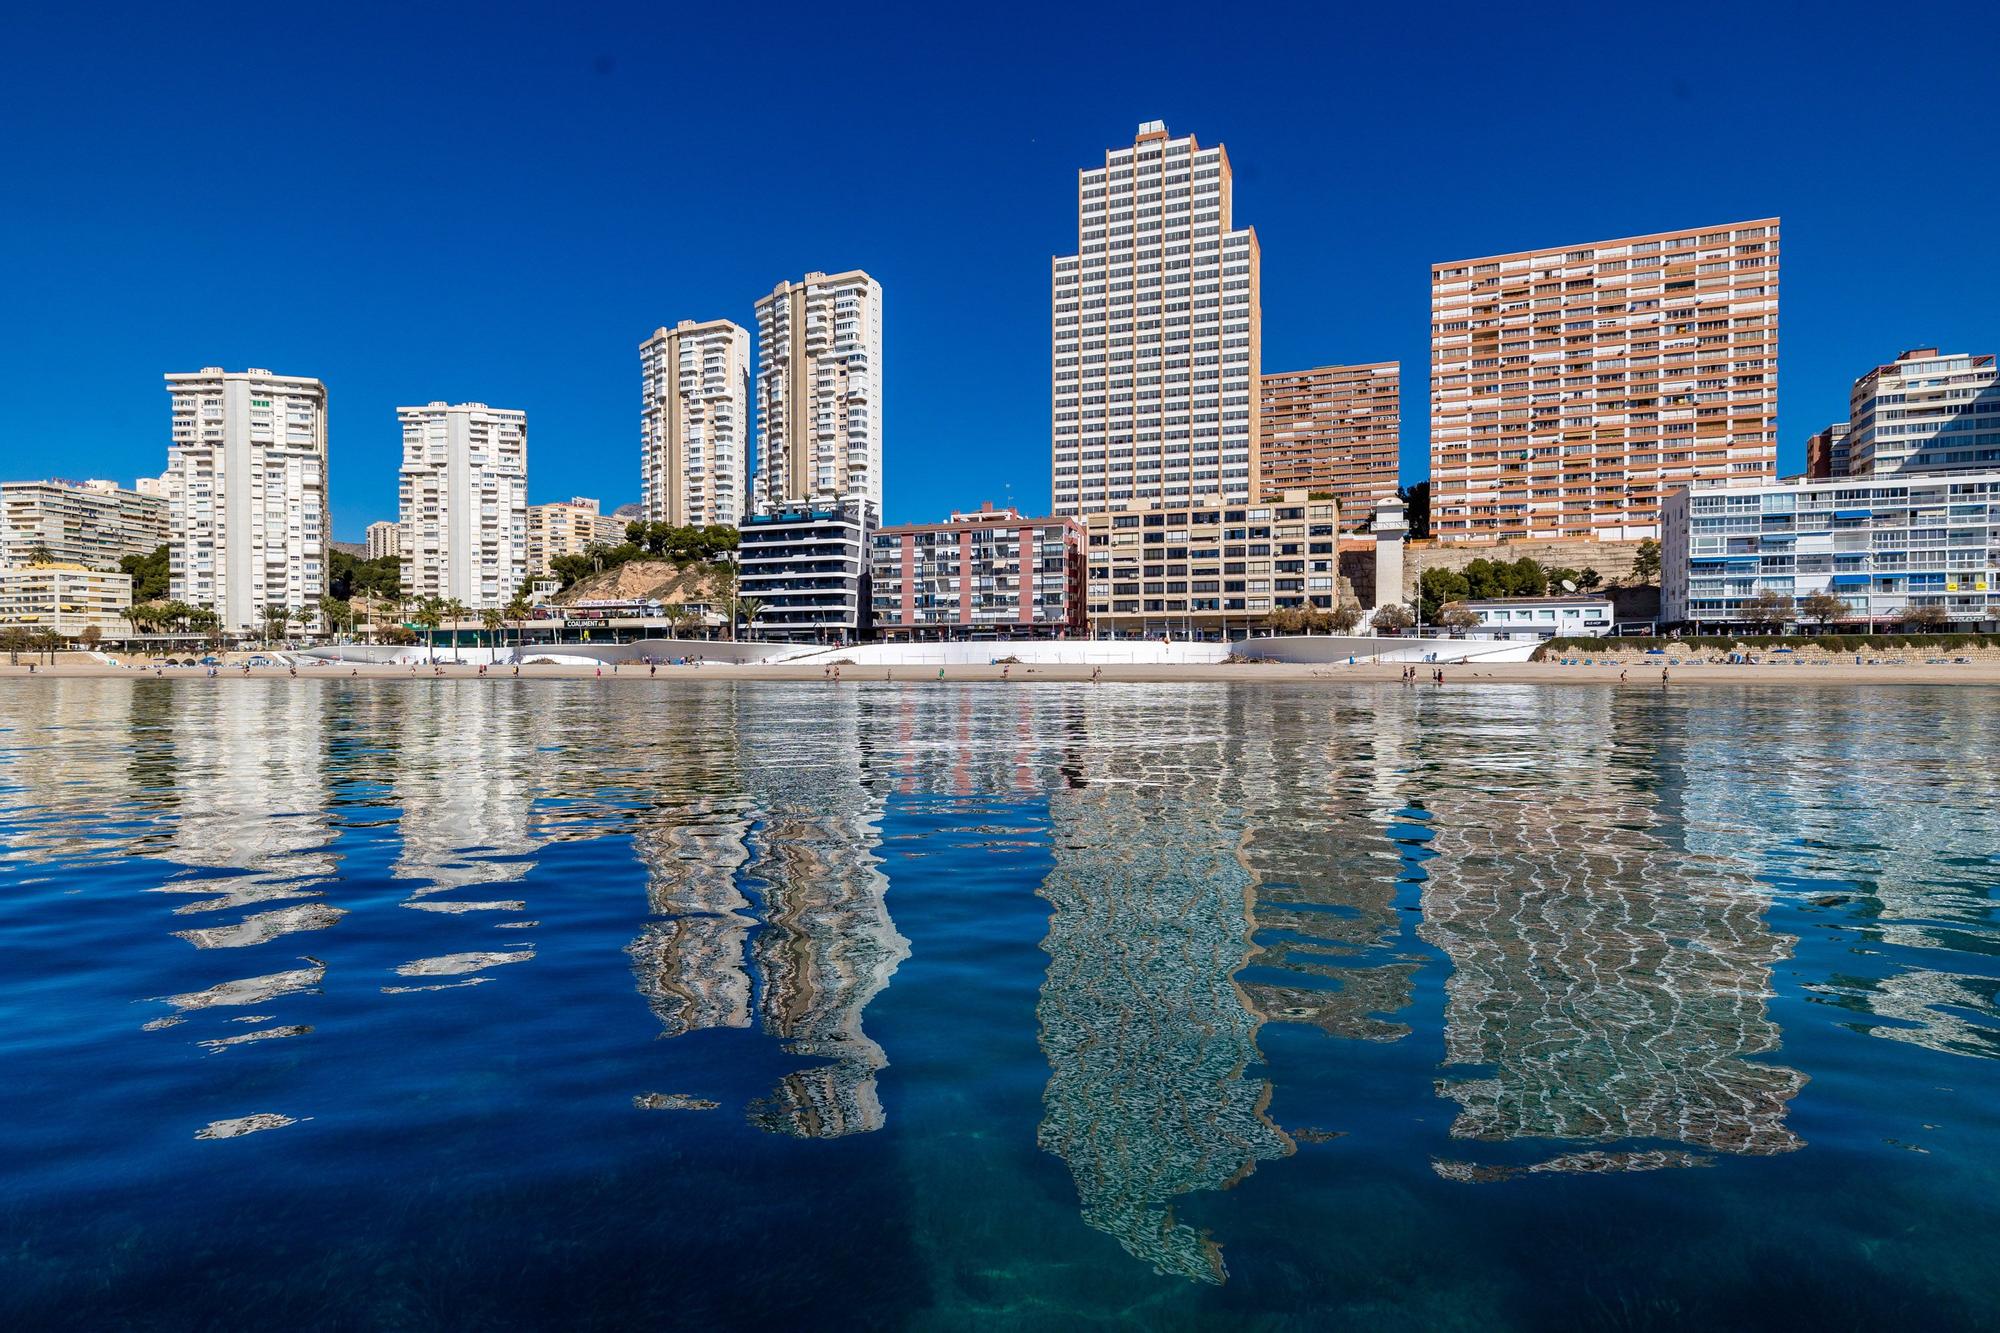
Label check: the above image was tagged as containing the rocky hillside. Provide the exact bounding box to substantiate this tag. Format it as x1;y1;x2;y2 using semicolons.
551;560;726;606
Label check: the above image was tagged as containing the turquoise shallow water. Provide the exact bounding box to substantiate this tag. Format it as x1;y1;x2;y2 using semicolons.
1;678;1998;1329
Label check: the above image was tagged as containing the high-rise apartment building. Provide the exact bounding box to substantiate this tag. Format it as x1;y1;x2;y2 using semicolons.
1804;423;1851;480
396;401;528;609
1429;219;1779;543
525;496;622;575
640;319;752;528
162;367;330;631
752;271;883;519
1846;348;2000;476
0;478;166;569
1052;121;1261;517
1257;362;1399;524
364;520;401;562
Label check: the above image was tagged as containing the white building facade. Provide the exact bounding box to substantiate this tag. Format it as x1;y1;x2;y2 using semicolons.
752;271;883;519
163;367;330;632
640;319;752;528
1052;121;1261;517
397;402;528;609
1662;471;2000;630
0;479;166;570
1846;348;2000;477
365;520;401;562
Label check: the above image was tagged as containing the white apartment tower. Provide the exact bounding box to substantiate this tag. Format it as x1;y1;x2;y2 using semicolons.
1847;348;2000;476
162;367;330;631
364;520;401;561
1052;121;1262;517
396;402;529;609
752;271;884;519
640;319;752;528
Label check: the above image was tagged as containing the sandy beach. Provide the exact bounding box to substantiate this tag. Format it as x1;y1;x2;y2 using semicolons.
10;657;2000;686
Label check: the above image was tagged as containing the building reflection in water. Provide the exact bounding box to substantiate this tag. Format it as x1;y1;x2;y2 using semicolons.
1036;687;1415;1284
1415;690;1805;1180
1669;695;2000;1064
624;685;908;1138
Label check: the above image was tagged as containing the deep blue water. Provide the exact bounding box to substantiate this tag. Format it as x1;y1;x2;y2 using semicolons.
2;678;1998;1329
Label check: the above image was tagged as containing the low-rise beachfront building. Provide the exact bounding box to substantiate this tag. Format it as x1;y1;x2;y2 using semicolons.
1661;470;2000;631
1082;490;1337;638
1453;594;1614;640
737;502;871;642
868;504;1084;639
0;564;134;636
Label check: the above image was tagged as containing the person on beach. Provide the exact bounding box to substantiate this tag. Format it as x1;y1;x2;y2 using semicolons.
1620;669;1628;683
1661;667;1669;685
595;665;602;678
937;667;945;680
1092;665;1101;685
649;663;657;677
833;666;841;684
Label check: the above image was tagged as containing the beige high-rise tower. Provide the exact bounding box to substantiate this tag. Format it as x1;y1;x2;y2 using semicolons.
640;319;752;528
751;271;883;520
1052;121;1261;517
1429;219;1779;542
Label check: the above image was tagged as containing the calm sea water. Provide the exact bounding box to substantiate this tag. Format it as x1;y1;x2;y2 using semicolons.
2;678;1998;1330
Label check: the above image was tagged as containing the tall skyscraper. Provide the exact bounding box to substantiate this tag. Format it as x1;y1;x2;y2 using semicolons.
1846;348;2000;476
162;367;329;630
1258;362;1400;523
396;401;528;609
1051;121;1261;517
0;478;166;569
751;271;884;519
1429;219;1779;542
640;319;752;528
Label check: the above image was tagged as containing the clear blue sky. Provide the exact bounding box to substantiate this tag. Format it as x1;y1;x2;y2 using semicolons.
3;1;1995;538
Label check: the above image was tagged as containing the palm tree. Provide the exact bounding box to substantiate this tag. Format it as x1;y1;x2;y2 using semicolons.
261;603;293;649
735;596;765;641
26;542;54;566
291;604;318;640
503;596;531;654
412;597;443;661
480;607;504;653
442;599;469;660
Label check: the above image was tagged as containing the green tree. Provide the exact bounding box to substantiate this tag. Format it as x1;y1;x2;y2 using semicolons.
330;549;403;601
261;603;293;648
412;597;443;659
1629;538;1662;584
480;607;504;649
26;542;54;566
1397;482;1430;539
503;596;532;651
1577;568;1602;590
734;596;765;641
1328;603;1364;634
120;544;172;601
1417;567;1470;622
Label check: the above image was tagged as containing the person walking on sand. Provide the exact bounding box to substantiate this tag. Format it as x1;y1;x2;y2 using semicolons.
1661;666;1669;685
1092;665;1101;685
1620;669;1628;683
649;663;657;678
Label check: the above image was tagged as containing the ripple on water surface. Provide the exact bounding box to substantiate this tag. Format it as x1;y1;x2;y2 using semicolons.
0;678;1997;1328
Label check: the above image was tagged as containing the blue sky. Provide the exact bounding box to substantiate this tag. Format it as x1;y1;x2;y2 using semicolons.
2;0;1995;538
